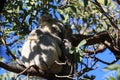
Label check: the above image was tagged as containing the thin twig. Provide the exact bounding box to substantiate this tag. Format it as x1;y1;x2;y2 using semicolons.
55;74;74;79
1;37;24;67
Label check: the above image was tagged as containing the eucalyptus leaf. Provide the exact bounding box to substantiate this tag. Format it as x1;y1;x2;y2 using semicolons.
109;76;115;80
79;56;82;62
0;56;4;62
77;39;87;49
71;24;75;29
83;0;88;7
104;0;108;5
103;64;120;71
16;6;20;13
69;47;75;54
69;6;77;13
7;10;13;13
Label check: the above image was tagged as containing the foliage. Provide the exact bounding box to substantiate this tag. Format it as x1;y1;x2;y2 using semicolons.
103;64;120;80
0;0;120;80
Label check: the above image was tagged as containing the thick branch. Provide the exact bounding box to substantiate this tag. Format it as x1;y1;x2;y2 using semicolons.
70;31;112;46
0;61;72;79
0;62;56;79
94;57;119;65
115;0;120;4
70;31;120;58
104;41;120;58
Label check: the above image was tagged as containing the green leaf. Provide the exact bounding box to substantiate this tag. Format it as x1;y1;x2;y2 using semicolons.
83;0;88;7
7;10;13;13
77;39;87;49
117;69;120;80
69;47;75;54
104;0;108;5
28;6;32;10
59;14;65;20
69;6;77;13
25;0;29;3
16;6;20;13
103;64;120;71
71;24;75;29
79;56;82;62
0;56;4;62
18;34;24;39
109;76;115;80
74;51;80;62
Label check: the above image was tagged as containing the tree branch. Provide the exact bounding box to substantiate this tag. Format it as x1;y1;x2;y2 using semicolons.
1;37;23;66
0;61;56;79
83;46;106;55
70;31;112;46
70;31;120;58
93;57;119;65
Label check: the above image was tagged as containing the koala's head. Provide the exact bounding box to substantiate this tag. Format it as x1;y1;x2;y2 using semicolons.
40;15;66;39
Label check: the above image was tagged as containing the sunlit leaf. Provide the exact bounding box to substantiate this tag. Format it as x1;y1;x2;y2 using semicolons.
77;39;87;49
69;47;75;54
71;24;75;29
109;76;115;80
25;0;29;3
97;0;104;5
103;64;120;71
0;56;4;62
28;6;32;10
16;6;20;13
7;10;13;13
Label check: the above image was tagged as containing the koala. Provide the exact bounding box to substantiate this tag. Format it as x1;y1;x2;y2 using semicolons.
21;15;72;78
21;28;63;73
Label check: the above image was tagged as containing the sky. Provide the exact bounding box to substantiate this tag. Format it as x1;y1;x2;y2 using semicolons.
87;49;120;80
